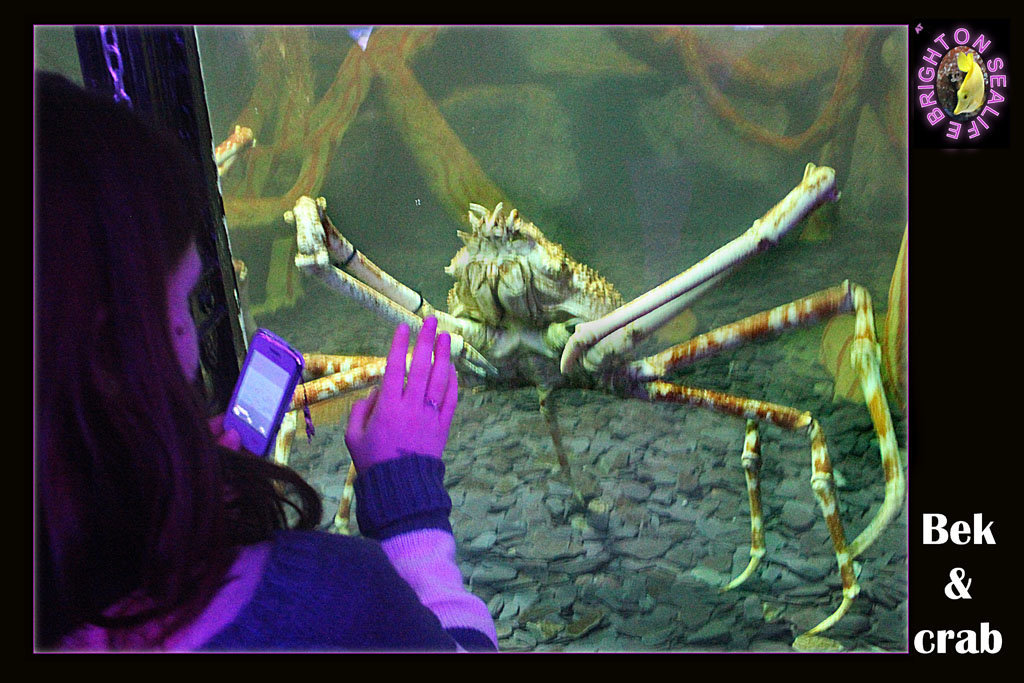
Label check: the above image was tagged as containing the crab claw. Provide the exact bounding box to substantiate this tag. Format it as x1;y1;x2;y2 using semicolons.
443;325;498;377
290;196;331;269
460;348;499;377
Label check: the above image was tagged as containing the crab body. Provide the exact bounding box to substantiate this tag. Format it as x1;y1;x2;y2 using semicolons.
440;203;629;391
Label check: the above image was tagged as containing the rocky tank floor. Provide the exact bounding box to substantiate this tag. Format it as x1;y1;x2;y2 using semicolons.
264;290;908;653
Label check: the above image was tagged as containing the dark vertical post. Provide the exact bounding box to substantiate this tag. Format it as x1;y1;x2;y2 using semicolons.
74;25;247;412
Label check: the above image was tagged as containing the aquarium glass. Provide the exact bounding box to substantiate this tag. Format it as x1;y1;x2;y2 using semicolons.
34;26;84;86
195;25;908;652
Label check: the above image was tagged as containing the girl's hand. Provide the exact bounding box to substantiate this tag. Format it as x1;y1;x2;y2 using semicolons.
344;317;458;472
208;413;242;452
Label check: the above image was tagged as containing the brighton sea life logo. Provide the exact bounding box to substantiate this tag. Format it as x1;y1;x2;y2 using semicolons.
911;20;1010;148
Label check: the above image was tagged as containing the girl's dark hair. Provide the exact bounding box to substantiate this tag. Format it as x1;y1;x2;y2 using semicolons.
35;72;321;649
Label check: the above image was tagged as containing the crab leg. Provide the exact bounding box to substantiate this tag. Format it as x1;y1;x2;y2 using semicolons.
334;463;359;535
272;410;301;469
584;274;725;372
634;282;854;378
642;379;857;636
561;162;839;374
272;355;388;468
633;280;905;561
287;196;496;377
537;386;572;478
618;280;902;638
290;356;388;410
272;354;388;535
301;353;384;382
721;420;766;592
214;125;255;176
290;196;438;320
845;286;906;559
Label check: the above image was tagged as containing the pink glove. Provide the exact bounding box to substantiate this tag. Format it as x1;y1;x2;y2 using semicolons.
345;316;459;472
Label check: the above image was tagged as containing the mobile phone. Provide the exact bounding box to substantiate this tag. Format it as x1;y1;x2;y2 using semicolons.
223;328;305;457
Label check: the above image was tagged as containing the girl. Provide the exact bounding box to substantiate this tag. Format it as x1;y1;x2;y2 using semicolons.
35;72;496;652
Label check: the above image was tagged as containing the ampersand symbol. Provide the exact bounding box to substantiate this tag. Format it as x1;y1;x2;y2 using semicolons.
944;567;973;600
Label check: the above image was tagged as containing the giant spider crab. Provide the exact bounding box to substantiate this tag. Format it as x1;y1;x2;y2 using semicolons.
275;162;905;640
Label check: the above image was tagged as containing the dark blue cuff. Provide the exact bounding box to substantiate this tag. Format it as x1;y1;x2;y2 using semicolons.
354;454;453;541
447;627;499;652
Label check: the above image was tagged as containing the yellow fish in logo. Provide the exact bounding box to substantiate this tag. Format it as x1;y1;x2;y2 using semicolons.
953;51;985;115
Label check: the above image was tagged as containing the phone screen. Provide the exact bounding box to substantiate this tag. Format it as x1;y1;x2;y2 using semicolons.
230;349;293;438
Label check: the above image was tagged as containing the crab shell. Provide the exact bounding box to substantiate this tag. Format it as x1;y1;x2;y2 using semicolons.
444;203;623;329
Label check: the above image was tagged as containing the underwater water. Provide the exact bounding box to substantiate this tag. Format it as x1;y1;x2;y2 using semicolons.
197;25;908;652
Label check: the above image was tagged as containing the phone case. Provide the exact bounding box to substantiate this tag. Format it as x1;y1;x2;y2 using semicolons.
224;329;305;456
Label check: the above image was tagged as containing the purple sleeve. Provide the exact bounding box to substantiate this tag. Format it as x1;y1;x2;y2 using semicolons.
354;456;499;651
381;530;498;651
197;531;459;652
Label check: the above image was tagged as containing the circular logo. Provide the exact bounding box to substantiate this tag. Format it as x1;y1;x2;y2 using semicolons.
912;23;1008;145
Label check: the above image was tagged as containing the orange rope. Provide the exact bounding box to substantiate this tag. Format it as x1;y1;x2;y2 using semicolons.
366;28;508;219
671;27;872;154
221;26;504;230
222;30;373;229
